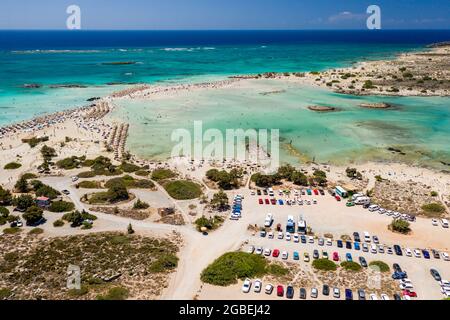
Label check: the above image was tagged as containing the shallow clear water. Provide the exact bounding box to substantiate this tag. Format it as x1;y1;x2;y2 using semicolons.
111;80;450;169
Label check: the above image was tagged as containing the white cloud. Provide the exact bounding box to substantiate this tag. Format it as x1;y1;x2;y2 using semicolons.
328;11;366;23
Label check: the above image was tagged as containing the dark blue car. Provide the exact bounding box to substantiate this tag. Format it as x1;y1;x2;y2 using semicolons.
345;289;353;300
286;286;294;299
422;250;430;259
337;240;343;248
301;235;307;243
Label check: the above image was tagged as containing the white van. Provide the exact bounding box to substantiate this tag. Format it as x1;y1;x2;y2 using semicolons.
368;205;379;212
355;197;371;205
364;231;371;243
352;193;364;201
441;219;449;228
268;188;274;197
264;213;274;227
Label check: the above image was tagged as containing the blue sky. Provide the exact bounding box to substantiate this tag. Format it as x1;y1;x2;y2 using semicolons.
0;0;449;30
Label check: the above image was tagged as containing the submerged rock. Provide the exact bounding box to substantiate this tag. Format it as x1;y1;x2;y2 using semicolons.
307;105;338;112
359;102;392;109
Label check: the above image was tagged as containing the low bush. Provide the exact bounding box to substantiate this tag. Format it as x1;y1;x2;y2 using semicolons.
340;261;362;271
77;181;102;189
96;287;129;300
200;252;268;286
48;201;75;213
389;219;411;234
369;261;390;273
266;263;289;277
164;180;202;200
148;254;179;273
312;259;337;271
28;228;44;235
4;162;22;170
3;227;22;235
151;169;176;181
120;162;141;173
53;219;65;227
133;199;149;210
78;171;97;178
421;203;445;216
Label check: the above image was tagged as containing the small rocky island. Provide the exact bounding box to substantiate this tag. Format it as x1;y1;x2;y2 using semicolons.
307;105;338;112
359;102;392;109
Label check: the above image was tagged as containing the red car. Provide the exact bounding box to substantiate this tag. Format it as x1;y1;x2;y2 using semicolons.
271;198;277;205
258;199;263;205
265;198;270;205
277;285;284;297
402;290;417;298
333;252;339;261
272;249;280;258
313;189;319;195
335;195;341;201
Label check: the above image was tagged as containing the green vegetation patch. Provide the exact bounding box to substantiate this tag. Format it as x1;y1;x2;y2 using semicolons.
151;169;176;181
312;259;337;271
77;181;103;189
28;228;44;235
194;215;224;232
421;203;446;217
48;201;75;213
3;227;22;235
164;180;202;200
4;162;22;170
340;261;362;272
389;219;411;234
369;261;390;273
97;286;129;300
105;176;154;189
148;254;179;273
200;252;268;286
266;263;290;277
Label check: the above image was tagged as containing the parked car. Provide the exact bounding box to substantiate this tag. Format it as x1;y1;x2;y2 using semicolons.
247;246;255;254
301;235;307;244
381;294;390;300
346;253;353;262
337;240;343;248
345;241;352;249
299;288;307;300
405;248;412;257
293;251;300;260
413;249;421;258
281;251;289;260
432;249;440;259
303;253;310;262
362;243;369;252
311;287;318;299
255;247;263;255
318;238;324;246
286;286;294;299
333;252;339;261
393;293;402;301
333;287;340;298
430;268;441;281
358;289;366;300
442;252;450;261
359;256;367;267
322;284;330;296
242;279;252;293
394;245;403;256
354;242;360;251
272;249;280;258
254;279;262;293
277;285;284;297
369;293;378;300
393;263;402;272
372;236;379;244
264;248;272;256
422;249;430;259
265;284;274;295
293;233;299;243
345;289;353;300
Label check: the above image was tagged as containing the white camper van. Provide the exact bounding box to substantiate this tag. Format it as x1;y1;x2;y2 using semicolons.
264;213;274;227
355;196;371;205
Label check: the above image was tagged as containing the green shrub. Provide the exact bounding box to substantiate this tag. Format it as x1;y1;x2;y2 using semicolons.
32;181;60;199
28;228;44;235
164;180;202;200
53;219;65;227
151;169;176;181
68;286;89;298
266;263;289;276
133;199;150;210
21;173;37;180
48;201;75;213
0;288;12;299
369;261;390;273
200;252;268;286
77;181;102;189
96;287;129;300
56;156;84;170
363;80;376;89
4;162;22;170
195;215;224;232
312;259;337;271
120;162;141;173
149;254;179;273
341;261;362;271
78;171;97;178
22;206;44;225
13;194;35;210
3;227;22;235
135;170;150;177
0;186;13;205
390;219;411;234
430;191;438;197
421;203;445;215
